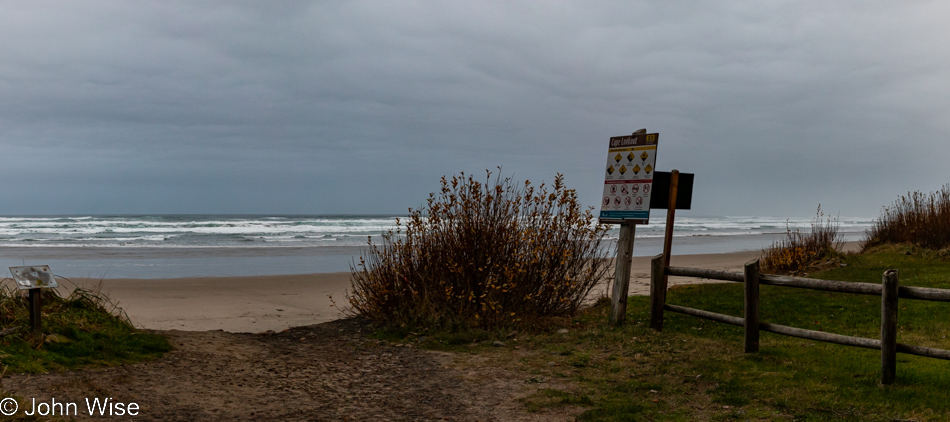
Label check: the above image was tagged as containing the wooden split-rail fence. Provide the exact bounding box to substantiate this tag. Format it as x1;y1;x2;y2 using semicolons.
648;254;950;385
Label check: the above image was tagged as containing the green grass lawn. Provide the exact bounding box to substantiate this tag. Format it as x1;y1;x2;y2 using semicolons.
412;244;950;421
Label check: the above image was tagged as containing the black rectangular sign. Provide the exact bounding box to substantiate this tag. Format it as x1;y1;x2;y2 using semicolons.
649;171;694;210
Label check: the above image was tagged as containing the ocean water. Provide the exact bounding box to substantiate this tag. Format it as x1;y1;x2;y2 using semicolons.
0;215;875;279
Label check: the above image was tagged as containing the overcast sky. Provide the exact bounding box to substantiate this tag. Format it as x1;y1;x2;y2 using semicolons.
1;1;948;218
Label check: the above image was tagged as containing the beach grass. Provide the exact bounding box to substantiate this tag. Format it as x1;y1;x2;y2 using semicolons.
865;184;950;250
759;205;843;275
0;283;171;373
402;244;950;421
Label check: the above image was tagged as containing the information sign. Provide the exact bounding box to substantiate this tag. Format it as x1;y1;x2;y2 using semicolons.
9;265;57;290
598;133;659;224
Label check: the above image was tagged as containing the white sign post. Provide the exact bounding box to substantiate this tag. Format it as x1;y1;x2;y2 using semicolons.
598;130;659;326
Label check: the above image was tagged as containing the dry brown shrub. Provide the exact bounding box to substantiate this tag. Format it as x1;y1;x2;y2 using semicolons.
347;169;611;329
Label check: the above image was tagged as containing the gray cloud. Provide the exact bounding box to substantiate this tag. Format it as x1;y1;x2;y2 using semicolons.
1;1;948;217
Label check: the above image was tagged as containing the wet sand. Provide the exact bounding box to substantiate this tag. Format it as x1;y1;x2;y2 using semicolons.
49;242;863;333
51;247;811;333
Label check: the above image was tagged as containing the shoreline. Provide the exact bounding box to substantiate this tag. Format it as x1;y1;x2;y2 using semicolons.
50;242;860;333
0;232;869;279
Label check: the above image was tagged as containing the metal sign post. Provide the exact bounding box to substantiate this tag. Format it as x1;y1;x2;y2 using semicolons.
599;129;659;326
10;265;58;338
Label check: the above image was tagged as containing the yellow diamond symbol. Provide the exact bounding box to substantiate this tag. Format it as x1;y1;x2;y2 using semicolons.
614;153;622;162
632;164;641;174
640;151;649;161
645;164;653;174
619;165;627;175
607;166;614;175
627;152;635;162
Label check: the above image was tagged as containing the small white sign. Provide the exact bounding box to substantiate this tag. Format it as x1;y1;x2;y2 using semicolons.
9;266;58;290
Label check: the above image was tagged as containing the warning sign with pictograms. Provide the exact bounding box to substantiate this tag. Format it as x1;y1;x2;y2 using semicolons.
599;132;659;224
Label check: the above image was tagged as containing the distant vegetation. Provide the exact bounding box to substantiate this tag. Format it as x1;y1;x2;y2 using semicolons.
0;281;170;373
760;206;843;275
865;184;950;250
348;170;611;330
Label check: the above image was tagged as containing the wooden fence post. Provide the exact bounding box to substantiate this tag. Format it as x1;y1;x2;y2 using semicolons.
744;260;760;353
610;223;636;326
881;269;899;385
650;254;665;331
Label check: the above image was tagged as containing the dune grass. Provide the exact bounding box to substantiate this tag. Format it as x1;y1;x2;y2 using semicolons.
865;184;950;250
760;205;843;275
400;244;950;421
0;281;171;373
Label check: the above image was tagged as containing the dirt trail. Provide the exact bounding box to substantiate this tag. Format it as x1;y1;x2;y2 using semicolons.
2;319;577;421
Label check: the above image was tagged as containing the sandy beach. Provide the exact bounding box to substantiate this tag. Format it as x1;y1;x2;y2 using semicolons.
53;248;798;333
63;273;352;332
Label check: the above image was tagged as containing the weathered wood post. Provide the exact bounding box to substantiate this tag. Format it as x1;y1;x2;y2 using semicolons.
744;259;760;353
649;254;665;331
661;170;680;277
610;223;636;326
650;169;680;330
29;288;42;337
881;269;899;385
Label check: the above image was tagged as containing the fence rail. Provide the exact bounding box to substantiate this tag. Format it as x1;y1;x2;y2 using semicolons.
668;266;950;301
651;255;950;385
